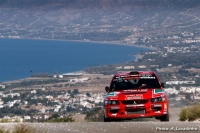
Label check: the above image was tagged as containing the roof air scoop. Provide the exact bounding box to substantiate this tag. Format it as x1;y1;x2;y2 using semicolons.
129;71;139;75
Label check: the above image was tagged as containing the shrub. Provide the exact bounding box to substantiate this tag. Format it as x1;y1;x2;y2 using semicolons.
46;114;74;123
46;117;74;122
179;108;189;121
0;119;9;123
85;107;104;122
0;127;9;133
12;124;36;133
179;104;200;121
0;124;46;133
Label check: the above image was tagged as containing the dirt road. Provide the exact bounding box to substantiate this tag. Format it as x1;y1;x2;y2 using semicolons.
1;107;197;133
1;121;199;133
71;107;182;122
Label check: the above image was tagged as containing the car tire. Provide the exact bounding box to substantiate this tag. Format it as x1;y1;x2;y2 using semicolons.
160;114;169;122
104;116;111;122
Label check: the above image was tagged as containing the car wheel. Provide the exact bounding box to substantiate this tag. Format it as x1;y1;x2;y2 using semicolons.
160;114;169;122
104;116;111;122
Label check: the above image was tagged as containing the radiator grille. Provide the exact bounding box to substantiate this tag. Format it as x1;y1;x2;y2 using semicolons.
126;109;145;114
122;100;148;105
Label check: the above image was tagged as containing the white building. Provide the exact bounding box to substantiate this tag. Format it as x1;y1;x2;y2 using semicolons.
0;84;5;89
166;81;195;85
24;116;31;120
138;65;146;68
31;90;37;94
164;87;179;95
116;66;123;70
70;77;89;83
123;66;135;69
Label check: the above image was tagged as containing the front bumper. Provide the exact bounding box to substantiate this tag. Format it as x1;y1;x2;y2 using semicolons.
104;103;168;119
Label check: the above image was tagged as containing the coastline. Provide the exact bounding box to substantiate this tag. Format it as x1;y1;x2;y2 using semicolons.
0;37;154;83
0;37;156;50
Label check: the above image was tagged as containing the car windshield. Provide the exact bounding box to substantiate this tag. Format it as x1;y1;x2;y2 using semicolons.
110;75;161;91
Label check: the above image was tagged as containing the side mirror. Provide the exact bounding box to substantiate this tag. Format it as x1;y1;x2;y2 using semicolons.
105;86;110;92
161;83;165;88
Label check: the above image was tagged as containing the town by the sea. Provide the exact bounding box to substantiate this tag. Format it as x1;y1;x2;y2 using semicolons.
0;38;150;82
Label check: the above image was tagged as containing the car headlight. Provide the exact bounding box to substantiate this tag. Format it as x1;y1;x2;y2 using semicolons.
112;101;117;105
104;100;119;105
151;97;165;103
104;100;108;105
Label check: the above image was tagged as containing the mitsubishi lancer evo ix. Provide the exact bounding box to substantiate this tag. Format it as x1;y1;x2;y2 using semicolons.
103;71;169;122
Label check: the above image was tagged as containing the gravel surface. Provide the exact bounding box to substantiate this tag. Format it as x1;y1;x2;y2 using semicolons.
1;122;200;133
0;107;193;133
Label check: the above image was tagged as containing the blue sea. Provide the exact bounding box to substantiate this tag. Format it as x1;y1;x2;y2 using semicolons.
0;38;150;82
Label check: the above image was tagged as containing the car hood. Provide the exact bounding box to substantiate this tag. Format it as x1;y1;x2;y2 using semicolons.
105;89;165;100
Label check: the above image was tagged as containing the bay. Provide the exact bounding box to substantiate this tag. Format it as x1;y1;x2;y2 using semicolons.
0;38;150;82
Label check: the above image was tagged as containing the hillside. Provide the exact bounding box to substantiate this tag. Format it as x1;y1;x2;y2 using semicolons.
0;0;199;9
0;0;199;42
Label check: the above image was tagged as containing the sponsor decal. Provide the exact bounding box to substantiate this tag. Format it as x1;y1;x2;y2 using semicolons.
106;92;120;97
140;89;147;92
110;98;118;100
116;77;123;82
128;94;143;96
107;92;115;96
153;104;162;107
126;96;143;100
123;89;147;92
126;94;143;100
114;75;156;81
123;90;137;92
140;76;155;79
140;74;155;79
123;76;140;80
154;89;163;94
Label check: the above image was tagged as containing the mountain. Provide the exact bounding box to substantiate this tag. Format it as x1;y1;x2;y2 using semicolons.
0;0;199;9
0;0;199;42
